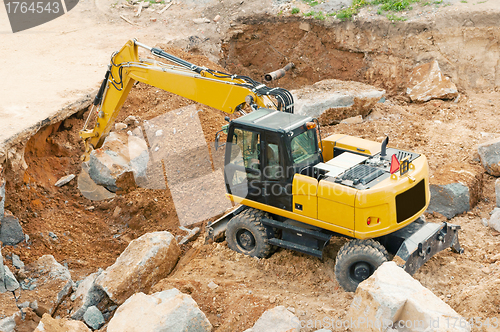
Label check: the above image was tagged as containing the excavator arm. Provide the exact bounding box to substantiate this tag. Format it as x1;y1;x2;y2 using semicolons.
80;39;294;160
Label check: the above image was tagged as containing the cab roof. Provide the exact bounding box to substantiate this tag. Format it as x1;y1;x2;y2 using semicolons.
232;108;313;133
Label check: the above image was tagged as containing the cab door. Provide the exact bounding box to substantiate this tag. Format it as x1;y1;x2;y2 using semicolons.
262;133;292;211
224;126;265;204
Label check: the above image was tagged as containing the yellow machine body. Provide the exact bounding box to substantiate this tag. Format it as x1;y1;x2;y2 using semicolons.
228;133;430;240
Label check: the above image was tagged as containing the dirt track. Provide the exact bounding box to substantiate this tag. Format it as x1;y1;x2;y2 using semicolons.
2;0;500;331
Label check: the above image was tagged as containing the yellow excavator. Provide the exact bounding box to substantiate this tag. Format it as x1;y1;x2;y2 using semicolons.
80;39;463;291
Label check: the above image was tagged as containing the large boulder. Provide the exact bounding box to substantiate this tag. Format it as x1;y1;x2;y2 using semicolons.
426;163;483;219
34;313;91;332
95;231;180;305
291;79;385;125
70;270;107;320
107;289;212;332
87;131;149;192
347;262;470;332
406;60;458;102
18;255;73;316
0;215;25;246
478;137;500;176
244;306;300;332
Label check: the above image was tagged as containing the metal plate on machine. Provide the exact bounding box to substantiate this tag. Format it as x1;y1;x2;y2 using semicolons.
326;152;369;169
314;163;345;177
314;152;369;178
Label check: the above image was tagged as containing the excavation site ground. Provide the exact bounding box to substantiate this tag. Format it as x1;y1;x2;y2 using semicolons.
1;0;500;331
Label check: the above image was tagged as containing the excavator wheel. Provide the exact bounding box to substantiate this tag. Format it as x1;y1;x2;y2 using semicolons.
226;208;275;258
334;239;389;292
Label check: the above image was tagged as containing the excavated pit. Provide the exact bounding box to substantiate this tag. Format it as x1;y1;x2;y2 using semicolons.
222;15;500;94
2;17;500;331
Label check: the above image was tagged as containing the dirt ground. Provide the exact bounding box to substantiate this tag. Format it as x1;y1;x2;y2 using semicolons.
2;0;500;331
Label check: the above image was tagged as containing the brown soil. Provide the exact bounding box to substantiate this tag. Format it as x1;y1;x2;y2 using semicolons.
221;18;368;92
3;15;500;332
2;48;229;278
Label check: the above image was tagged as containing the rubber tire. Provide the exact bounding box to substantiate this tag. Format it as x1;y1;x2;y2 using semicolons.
334;239;389;292
226;208;274;258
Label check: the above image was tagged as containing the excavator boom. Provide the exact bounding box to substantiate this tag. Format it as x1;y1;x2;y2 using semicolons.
79;39;294;160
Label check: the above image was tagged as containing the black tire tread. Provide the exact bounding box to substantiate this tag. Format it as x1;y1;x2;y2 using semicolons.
334;239;389;292
226;208;273;258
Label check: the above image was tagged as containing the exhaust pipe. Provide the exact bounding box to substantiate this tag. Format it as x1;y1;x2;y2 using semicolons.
381;136;389;159
264;62;295;82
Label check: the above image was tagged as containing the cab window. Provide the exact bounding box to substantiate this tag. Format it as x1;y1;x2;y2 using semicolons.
291;129;318;165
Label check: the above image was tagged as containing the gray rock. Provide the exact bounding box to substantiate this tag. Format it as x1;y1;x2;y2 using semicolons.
124;116;138;124
83;306;105;330
496;178;500;208
87;132;149;192
0;315;16;332
427;183;470;219
291;79;385;123
0;215;24;246
11;254;24;269
347;262;470;332
244;306;300;332
77;168;116;202
95;231;180;305
489;210;500;232
48;232;58;240
29;300;38;311
17;301;30;309
478;137;500;176
18;255;72;315
3;265;19;292
70;271;107;321
54;174;76;187
114;123;128;131
406;60;458;102
482;218;489;227
178;226;200;245
107;289;212;332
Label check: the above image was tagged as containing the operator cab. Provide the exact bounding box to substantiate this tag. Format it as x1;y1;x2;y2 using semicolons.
224;108;321;211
